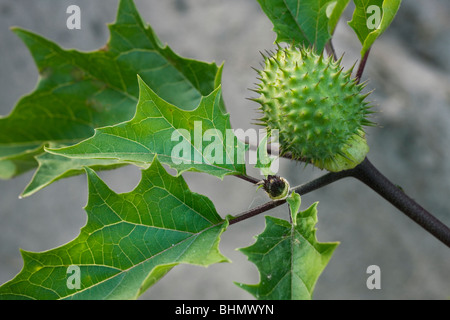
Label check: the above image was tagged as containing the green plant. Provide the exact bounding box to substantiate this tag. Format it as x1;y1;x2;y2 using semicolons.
253;45;372;172
0;0;448;300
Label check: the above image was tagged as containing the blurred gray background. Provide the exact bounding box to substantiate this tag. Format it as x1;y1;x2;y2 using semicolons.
0;0;449;299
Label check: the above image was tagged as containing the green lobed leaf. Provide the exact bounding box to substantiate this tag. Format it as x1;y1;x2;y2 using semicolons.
0;157;229;300
0;0;222;188
0;146;42;180
254;133;278;177
348;0;402;57
47;77;246;179
257;0;344;53
327;0;351;35
21;151;134;198
236;193;338;300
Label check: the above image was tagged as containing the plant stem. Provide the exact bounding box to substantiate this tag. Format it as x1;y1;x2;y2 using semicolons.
235;174;261;185
230;157;450;247
351;158;450;247
229;170;351;225
355;48;371;83
228;198;284;225
241;138;302;161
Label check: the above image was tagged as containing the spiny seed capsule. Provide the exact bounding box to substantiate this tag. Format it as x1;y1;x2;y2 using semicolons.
251;46;375;172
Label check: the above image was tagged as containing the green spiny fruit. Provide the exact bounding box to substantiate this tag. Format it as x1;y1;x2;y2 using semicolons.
251;46;374;172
